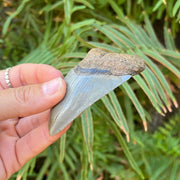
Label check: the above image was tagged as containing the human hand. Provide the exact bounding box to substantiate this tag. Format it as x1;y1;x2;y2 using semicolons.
0;64;70;180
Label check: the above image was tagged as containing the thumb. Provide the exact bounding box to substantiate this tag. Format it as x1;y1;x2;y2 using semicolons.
0;77;66;120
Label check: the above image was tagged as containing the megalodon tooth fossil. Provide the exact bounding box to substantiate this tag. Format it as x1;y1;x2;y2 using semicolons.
49;48;145;136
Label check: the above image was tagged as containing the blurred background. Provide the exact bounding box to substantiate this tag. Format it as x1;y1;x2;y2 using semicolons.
0;0;180;179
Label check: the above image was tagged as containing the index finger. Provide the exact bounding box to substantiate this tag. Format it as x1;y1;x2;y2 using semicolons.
0;64;63;89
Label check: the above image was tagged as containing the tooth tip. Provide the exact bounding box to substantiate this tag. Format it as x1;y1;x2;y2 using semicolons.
49;129;56;136
49;124;58;136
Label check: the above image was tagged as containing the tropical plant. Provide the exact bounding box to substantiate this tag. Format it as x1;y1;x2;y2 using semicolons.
1;0;180;179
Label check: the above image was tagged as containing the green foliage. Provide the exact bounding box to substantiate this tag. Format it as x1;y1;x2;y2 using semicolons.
1;0;180;179
128;110;180;179
153;112;180;157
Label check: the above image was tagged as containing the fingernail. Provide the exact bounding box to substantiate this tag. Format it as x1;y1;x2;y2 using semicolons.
42;78;63;96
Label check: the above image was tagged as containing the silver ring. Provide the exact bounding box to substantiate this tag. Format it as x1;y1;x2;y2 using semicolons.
5;67;12;88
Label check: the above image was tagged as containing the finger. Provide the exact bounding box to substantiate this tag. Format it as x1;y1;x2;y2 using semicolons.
16;110;50;137
0;64;63;89
16;122;71;167
0;77;66;121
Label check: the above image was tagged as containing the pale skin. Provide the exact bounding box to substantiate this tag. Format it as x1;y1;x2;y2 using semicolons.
0;64;70;180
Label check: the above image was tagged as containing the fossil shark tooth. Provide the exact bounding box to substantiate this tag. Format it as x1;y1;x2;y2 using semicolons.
49;48;145;136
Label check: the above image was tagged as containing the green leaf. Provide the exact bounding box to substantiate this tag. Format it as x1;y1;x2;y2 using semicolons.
94;24;127;50
141;69;166;113
145;67;170;111
81;107;94;166
170;162;179;180
121;19;149;47
166;0;174;17
67;148;79;163
177;10;180;21
16;159;34;180
39;1;63;13
75;0;94;9
60;133;66;163
172;0;180;16
20;46;54;64
105;25;136;48
144;49;180;79
124;95;134;131
2;0;30;36
133;75;163;115
60;52;86;59
47;162;58;180
102;95;129;139
121;82;147;130
163;26;176;50
88;42;120;52
56;62;78;71
153;0;163;12
81;143;89;180
136;25;155;48
36;158;51;180
43;13;53;45
58;163;70;180
72;5;86;13
74;33;95;49
64;0;73;25
71;19;95;31
159;49;180;59
64;152;76;170
108;91;129;141
108;0;124;19
144;15;163;48
29;157;37;174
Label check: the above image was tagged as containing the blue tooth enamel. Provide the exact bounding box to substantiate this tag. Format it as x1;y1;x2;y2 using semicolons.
49;69;131;135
